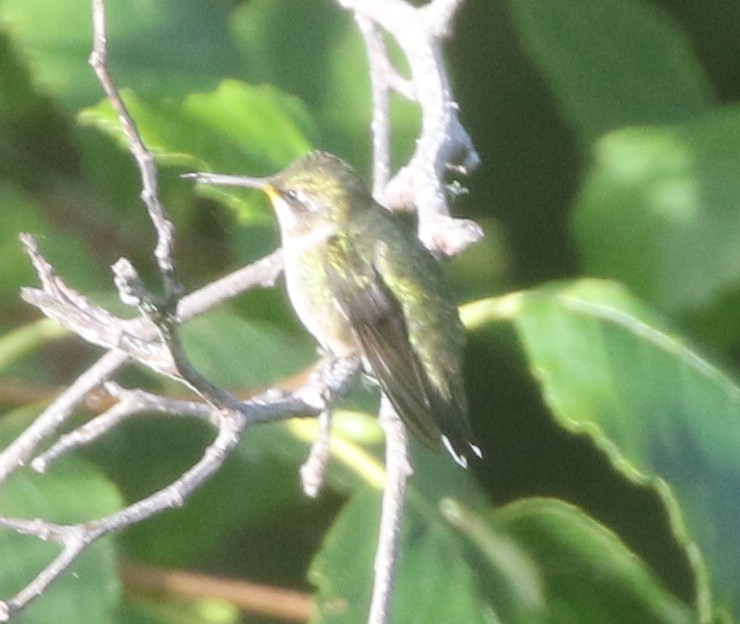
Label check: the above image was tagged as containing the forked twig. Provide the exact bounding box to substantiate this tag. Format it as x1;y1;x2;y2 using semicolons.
0;249;283;486
90;0;179;299
341;0;482;257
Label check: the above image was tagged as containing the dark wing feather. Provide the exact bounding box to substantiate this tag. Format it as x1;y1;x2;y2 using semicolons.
325;246;442;448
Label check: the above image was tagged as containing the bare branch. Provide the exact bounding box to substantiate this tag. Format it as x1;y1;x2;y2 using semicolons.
0;411;243;621
337;3;479;623
0;350;126;484
178;250;283;318
419;0;465;38
31;383;213;472
20;234;176;376
355;15;392;197
0;518;90;619
368;397;412;624
300;410;332;497
2;1;480;623
339;0;483;256
89;0;179;302
36;359;359;481
0;249;282;488
0;353;358;620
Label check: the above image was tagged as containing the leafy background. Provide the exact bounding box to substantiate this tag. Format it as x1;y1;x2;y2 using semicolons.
1;0;739;622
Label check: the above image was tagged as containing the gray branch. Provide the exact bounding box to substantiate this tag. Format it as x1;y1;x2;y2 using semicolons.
340;0;483;257
20;234;176;377
368;397;413;624
90;0;180;303
299;410;333;498
0;249;283;487
0;352;357;621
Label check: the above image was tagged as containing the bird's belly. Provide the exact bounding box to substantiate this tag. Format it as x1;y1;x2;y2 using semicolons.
284;254;357;357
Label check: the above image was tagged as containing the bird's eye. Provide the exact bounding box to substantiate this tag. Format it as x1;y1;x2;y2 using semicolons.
279;188;316;214
281;189;303;205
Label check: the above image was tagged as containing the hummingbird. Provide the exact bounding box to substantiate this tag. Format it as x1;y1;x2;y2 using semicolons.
186;151;481;467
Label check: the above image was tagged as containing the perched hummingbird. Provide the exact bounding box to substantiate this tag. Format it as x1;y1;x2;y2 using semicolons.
186;151;481;467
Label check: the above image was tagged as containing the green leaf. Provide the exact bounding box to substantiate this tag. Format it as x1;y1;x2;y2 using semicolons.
463;279;740;621
574;106;740;313
0;0;243;113
0;185;107;299
231;0;420;173
180;308;315;389
311;490;693;623
79;80;318;222
302;396;689;623
307;445;498;624
0;320;67;374
490;499;694;624
310;489;501;624
0;415;123;624
506;0;714;141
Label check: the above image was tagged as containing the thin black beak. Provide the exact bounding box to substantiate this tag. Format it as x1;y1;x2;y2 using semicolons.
181;172;268;189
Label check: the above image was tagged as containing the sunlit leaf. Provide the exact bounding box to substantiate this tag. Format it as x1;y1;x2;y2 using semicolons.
80;80;318;223
464;279;740;621
0;0;243;112
574;106;740;313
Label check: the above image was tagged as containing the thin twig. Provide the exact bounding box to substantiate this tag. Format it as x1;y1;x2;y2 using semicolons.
367;396;412;624
90;0;179;302
0;350;126;484
340;0;482;257
2;2;478;623
0;249;282;487
355;15;392;199
0;356;356;620
20;234;176;376
35;353;358;474
300;410;332;497
31;382;215;472
0;412;243;619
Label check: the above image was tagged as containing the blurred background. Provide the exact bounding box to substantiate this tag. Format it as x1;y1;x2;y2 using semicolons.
2;0;740;622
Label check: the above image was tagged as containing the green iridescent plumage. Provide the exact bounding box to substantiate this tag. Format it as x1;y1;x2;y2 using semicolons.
190;151;480;466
